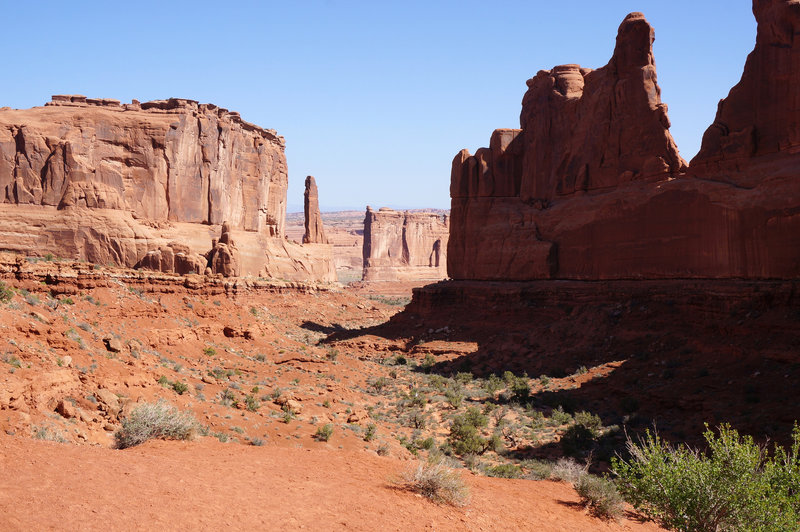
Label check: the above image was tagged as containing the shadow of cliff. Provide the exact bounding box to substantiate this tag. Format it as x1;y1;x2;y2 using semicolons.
327;279;800;447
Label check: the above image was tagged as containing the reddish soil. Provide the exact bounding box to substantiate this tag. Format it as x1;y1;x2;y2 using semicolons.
0;435;660;531
0;254;662;531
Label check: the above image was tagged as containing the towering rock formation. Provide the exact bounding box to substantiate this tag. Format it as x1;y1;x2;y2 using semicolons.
303;176;329;244
0;96;335;282
691;0;800;186
362;207;449;282
448;8;800;281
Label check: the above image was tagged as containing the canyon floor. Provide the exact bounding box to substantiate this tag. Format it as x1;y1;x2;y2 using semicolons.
0;253;670;531
5;255;797;531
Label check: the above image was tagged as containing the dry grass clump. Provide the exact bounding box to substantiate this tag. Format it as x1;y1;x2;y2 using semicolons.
398;457;470;506
115;400;198;449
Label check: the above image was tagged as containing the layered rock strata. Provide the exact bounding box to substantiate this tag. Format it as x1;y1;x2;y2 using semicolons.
362;207;448;282
0;97;335;282
303;176;329;244
449;7;800;281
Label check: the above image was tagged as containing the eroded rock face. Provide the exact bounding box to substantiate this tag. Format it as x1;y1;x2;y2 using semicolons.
0;97;336;282
303;176;328;244
448;7;800;281
362;207;448;282
0;96;286;233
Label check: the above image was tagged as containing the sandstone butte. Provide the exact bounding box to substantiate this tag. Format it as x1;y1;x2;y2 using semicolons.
0;96;336;282
362;206;449;282
448;2;800;281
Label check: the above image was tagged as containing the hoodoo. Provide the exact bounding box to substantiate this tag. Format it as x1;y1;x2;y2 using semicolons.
303;176;329;244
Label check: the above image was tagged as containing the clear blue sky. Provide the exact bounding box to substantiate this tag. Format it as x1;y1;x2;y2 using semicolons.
3;1;756;211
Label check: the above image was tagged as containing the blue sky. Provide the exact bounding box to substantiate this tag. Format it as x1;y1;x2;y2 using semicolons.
3;1;756;211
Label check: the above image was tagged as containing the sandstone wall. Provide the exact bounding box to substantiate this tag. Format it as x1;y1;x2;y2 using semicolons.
448;6;800;281
362;207;448;282
0;96;336;282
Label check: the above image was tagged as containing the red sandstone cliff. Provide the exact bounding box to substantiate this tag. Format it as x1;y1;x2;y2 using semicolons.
448;6;800;281
362;207;448;282
0;96;335;282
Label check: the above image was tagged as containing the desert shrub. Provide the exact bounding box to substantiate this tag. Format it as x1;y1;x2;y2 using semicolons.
509;376;530;402
522;459;554;480
0;281;14;303
402;388;427;409
114;401;197;449
455;372;473;385
550;406;573;425
483;374;503;396
399;456;470;506
245;394;260;412
445;388;464;409
551;457;587;484
575;474;623;519
203;346;216;357
370;376;389;393
613;424;800;532
485;463;523;479
364;423;377;441
448;407;491;455
420;354;436;373
561;412;603;457
32;425;68;443
314;423;334;441
172;381;189;395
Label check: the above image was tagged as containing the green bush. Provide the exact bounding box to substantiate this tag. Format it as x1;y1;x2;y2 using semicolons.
561;412;603;457
172;381;189;395
420;354;436;373
314;424;334;442
245;394;260;412
114;401;197;449
448;407;491;455
0;281;14;303
613;424;800;531
485;463;523;479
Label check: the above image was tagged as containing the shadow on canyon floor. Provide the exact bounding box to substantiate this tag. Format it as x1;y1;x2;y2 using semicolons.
327;280;800;447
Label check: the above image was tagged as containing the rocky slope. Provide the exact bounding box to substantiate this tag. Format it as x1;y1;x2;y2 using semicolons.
0;96;335;282
448;6;799;281
362;207;449;282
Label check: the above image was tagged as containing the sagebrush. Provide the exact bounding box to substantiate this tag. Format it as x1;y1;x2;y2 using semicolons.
399;457;470;506
114;401;198;449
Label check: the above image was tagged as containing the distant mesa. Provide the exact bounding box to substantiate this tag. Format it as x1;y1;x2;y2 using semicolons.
449;3;800;281
0;96;335;282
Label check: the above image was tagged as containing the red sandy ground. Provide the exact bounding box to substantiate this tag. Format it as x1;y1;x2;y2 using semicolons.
0;434;660;531
0;257;662;530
